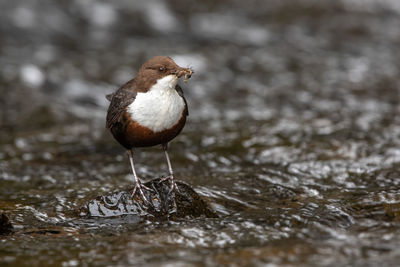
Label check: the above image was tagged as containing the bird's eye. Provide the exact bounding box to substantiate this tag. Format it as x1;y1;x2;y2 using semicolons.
159;67;165;72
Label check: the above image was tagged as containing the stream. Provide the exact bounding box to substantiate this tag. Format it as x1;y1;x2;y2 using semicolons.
1;0;400;266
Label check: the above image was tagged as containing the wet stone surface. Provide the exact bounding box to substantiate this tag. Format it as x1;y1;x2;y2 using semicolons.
83;178;217;219
0;214;13;235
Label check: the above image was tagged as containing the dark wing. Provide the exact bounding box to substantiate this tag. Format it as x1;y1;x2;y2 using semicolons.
106;79;137;129
175;84;189;116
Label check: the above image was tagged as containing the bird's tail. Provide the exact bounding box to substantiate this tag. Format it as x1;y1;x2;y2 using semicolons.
105;93;114;102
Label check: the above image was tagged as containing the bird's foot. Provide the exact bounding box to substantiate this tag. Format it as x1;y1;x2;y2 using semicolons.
131;181;152;205
158;175;179;193
140;183;154;192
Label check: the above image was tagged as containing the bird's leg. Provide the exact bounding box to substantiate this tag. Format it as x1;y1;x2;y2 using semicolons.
159;143;178;191
127;149;151;203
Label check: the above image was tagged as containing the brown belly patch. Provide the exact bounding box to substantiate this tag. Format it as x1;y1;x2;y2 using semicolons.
119;111;187;148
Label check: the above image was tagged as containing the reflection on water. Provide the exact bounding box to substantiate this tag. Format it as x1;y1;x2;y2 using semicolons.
1;0;400;266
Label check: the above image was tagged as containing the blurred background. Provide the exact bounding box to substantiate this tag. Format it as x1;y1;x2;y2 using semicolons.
1;0;400;266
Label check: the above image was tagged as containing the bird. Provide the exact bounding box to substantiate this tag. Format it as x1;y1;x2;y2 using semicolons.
105;56;193;203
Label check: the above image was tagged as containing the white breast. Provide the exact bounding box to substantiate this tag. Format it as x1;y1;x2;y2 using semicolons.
127;75;185;133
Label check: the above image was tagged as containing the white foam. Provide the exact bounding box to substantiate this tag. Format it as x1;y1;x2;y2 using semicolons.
20;64;45;87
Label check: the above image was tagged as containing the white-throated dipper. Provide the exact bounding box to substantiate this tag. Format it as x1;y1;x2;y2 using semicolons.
106;56;193;202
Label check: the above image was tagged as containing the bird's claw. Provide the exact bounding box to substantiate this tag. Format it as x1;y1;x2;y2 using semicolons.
158;175;180;194
131;182;152;205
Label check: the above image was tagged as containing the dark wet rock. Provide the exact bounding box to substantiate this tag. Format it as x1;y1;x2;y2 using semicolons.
81;178;217;219
0;213;13;235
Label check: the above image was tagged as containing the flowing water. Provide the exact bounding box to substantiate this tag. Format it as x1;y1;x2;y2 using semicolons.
1;0;400;266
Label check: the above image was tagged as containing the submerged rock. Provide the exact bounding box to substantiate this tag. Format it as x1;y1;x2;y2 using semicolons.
81;178;217;219
0;213;13;235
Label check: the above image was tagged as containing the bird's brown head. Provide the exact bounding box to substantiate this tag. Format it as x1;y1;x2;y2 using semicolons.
135;56;193;92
